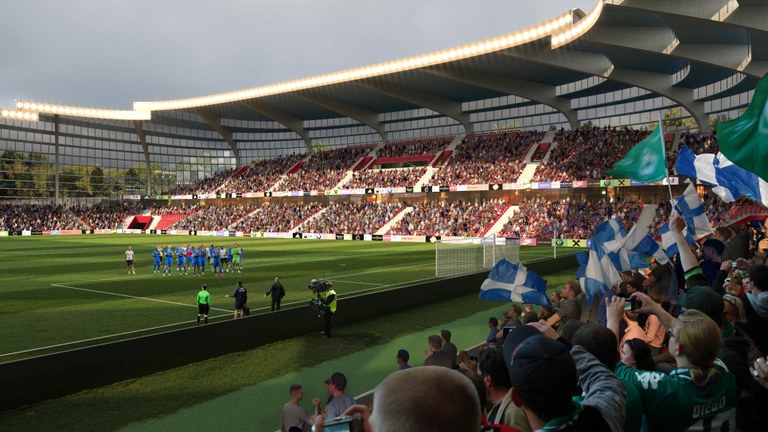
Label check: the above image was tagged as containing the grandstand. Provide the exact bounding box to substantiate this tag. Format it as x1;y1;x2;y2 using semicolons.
3;0;768;431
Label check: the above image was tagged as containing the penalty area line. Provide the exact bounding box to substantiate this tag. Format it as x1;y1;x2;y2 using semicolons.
51;283;231;313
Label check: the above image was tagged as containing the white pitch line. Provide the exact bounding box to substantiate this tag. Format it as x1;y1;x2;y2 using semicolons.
51;283;231;313
0;313;231;358
332;261;433;279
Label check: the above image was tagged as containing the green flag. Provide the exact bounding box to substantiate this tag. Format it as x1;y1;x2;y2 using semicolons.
606;124;666;182
717;73;768;182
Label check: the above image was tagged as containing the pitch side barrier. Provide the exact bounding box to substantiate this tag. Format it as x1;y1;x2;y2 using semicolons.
0;255;575;411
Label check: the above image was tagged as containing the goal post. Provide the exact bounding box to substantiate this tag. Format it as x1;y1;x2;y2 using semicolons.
435;236;520;278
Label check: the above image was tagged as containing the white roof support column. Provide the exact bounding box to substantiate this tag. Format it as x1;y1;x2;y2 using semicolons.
244;101;313;153
357;80;474;135
425;69;579;129
196;109;241;167
295;91;388;144
132;120;151;196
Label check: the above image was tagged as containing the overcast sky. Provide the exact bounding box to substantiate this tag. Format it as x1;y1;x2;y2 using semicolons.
0;0;595;110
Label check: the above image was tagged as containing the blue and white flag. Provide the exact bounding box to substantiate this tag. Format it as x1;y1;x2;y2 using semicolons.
592;218;648;272
657;183;712;258
479;259;550;306
604;223;669;265
578;247;619;304
672;183;714;238
675;146;768;206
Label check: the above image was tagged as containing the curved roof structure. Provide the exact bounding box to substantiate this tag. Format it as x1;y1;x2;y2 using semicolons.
4;0;768;154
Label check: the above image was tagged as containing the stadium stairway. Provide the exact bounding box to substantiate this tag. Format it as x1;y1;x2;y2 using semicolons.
226;208;261;230
413;134;465;189
517;130;555;184
289;206;328;233
376;206;413;235
484;205;518;237
146;216;161;230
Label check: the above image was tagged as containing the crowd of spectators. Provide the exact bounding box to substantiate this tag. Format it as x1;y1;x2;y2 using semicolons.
163;168;237;196
498;197;643;239
232;202;324;233
0;203;84;231
389;198;508;237
218;155;305;194
345;167;428;189
70;202;145;229
298;201;406;234
171;203;260;231
278;146;375;191
531;126;651;181
149;205;198;216
428;130;544;186
374;136;453;158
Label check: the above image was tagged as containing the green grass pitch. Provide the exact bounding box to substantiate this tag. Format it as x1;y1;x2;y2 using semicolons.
0;234;568;363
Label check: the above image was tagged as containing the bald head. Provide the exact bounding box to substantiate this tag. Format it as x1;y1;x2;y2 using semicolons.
370;366;480;432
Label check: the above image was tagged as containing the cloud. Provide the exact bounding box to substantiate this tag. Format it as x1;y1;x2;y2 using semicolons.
0;0;594;108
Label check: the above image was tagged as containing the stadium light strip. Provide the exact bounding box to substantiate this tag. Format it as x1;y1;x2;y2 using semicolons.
14;100;151;121
551;0;603;48
0;108;39;122
134;1;605;112
12;1;604;119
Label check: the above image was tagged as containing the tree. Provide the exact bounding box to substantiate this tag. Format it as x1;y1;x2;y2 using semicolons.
312;140;331;154
90;166;108;197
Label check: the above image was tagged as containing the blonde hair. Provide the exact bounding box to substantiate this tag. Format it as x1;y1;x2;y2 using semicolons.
675;310;722;387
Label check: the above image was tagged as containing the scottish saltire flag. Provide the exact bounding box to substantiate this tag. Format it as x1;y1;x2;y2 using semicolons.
479;259;550;306
607;123;667;183
576;218;640;304
592;218;647;272
578;247;620;305
718;73;768;182
659;223;696;258
657;183;712;258
672;183;715;238
604;223;669;265
675;145;768;207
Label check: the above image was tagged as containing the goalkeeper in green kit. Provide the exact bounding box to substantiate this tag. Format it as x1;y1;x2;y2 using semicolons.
197;284;211;325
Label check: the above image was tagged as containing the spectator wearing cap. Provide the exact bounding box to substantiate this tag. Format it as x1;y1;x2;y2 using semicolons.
612;212;738;431
502;324;625;431
478;347;532;432
322;372;355;421
700;238;725;286
396;349;411;370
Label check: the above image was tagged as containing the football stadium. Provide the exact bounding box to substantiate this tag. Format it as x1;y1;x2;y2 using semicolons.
3;0;768;430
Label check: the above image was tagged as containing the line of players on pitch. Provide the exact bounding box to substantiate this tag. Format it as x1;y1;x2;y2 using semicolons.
151;244;244;277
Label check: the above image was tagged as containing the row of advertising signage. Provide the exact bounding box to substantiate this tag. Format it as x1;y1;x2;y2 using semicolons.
122;177;680;201
0;230;605;247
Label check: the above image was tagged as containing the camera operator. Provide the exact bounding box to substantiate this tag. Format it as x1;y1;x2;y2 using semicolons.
310;279;337;338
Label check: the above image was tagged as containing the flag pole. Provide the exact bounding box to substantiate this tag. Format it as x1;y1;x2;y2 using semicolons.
659;112;675;203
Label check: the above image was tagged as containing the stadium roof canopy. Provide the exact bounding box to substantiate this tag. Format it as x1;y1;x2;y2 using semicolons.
5;0;768;152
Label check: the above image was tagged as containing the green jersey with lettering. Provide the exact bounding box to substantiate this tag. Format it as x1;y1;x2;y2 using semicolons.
615;360;736;432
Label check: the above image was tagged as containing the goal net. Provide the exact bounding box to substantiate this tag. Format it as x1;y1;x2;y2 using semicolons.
435;236;520;278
